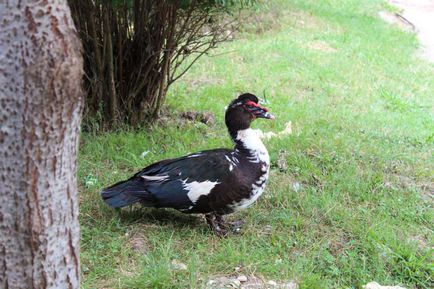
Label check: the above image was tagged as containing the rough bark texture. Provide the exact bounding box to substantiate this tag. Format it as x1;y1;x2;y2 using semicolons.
0;1;83;288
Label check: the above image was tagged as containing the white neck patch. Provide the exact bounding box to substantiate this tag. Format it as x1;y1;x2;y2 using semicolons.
236;128;270;164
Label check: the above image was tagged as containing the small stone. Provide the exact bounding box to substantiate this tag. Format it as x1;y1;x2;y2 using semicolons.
237;275;248;282
363;282;406;289
267;280;278;286
230;279;241;287
283;281;299;289
171;259;188;271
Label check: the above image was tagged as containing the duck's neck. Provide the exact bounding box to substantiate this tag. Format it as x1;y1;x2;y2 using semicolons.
230;128;269;164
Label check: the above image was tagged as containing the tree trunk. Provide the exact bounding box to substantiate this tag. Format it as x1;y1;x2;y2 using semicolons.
103;4;118;125
0;1;83;288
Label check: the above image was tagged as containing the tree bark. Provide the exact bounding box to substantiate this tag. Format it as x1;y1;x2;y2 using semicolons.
103;4;118;125
0;1;83;288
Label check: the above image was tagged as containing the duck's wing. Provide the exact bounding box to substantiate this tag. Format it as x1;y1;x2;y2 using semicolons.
101;149;236;210
136;149;235;210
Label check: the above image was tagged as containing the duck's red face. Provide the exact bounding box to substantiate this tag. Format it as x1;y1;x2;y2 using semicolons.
243;100;275;120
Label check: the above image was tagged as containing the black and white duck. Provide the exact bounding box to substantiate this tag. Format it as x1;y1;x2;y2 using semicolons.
101;93;275;236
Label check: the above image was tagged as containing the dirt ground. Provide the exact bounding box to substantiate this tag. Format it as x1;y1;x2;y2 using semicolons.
389;0;434;62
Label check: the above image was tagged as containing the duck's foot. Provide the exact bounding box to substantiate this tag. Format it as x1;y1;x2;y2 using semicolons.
205;213;228;237
205;214;244;236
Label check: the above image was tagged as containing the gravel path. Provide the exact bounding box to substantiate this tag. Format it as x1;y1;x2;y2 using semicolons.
389;0;434;62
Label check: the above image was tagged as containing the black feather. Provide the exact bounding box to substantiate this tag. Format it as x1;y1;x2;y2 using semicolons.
101;177;156;208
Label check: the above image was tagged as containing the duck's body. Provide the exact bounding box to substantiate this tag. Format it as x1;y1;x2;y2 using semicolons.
101;93;274;235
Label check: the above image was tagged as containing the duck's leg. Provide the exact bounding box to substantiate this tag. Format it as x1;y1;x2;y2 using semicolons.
205;213;228;237
215;215;244;233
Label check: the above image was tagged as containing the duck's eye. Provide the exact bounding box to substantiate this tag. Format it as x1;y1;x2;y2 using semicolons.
243;104;257;112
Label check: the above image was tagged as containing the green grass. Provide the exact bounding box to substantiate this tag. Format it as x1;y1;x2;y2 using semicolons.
78;0;434;288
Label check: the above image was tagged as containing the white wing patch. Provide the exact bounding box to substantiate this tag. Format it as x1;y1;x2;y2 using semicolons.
141;175;169;181
183;180;220;203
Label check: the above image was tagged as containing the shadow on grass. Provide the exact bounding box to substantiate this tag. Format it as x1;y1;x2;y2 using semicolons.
116;206;206;230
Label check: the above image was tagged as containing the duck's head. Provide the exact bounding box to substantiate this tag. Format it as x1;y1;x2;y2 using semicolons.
225;93;274;133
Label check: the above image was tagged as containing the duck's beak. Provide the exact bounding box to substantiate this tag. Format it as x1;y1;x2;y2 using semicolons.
245;101;275;119
257;110;275;119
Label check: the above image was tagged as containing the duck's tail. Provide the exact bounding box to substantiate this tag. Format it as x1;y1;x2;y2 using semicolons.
101;177;150;208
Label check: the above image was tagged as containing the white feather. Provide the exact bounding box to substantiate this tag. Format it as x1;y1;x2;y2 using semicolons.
225;155;236;171
187;153;202;158
141;175;169;181
230;128;271;211
183;180;220;203
236;129;270;164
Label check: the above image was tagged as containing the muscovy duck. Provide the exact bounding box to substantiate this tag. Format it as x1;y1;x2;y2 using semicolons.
101;93;275;235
